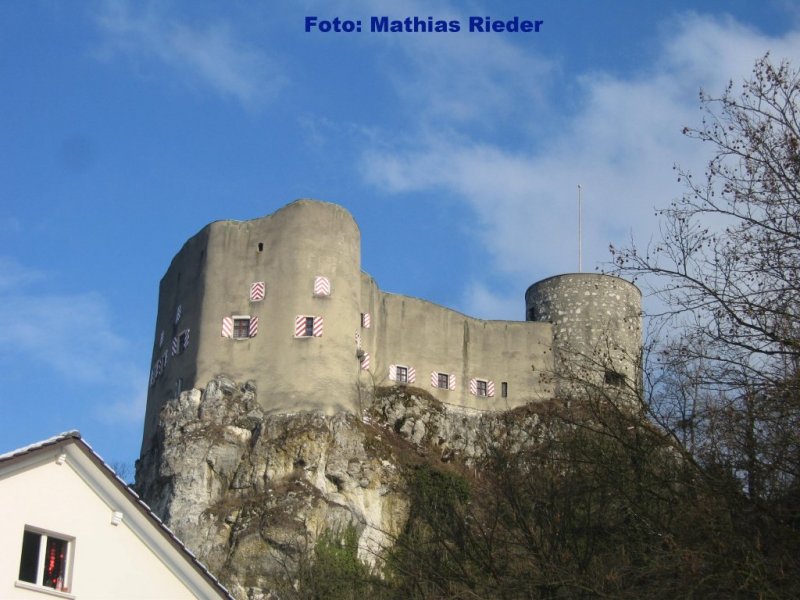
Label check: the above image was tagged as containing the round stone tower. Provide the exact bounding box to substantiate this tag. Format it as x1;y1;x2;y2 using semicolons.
525;273;642;397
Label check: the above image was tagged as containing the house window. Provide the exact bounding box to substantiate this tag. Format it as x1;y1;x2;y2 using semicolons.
501;382;508;398
233;317;251;339
304;316;314;336
437;373;449;389
476;379;488;397
18;528;72;592
396;365;408;384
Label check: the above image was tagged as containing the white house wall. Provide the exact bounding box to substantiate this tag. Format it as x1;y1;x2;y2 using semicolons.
0;448;203;599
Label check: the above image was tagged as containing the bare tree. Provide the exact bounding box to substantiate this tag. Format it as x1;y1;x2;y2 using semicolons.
613;54;800;501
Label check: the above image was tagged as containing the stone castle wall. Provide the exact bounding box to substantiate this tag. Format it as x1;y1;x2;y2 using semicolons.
142;199;641;456
526;273;642;394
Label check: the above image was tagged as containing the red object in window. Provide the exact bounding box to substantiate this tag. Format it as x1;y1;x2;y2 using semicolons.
44;537;66;589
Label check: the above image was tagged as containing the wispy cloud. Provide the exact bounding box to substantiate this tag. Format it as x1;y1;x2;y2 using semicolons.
0;256;43;291
0;256;147;424
92;0;285;108
359;13;800;318
349;0;553;127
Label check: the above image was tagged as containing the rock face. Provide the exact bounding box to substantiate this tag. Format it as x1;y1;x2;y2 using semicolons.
135;376;553;599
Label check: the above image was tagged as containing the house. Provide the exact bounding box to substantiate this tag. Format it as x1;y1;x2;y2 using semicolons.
0;431;233;600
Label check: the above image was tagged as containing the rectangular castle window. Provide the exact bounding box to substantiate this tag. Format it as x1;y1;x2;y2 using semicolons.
396;365;408;384
178;330;189;353
501;382;508;397
233;318;251;339
476;379;488;397
295;315;323;337
605;369;626;387
437;373;449;389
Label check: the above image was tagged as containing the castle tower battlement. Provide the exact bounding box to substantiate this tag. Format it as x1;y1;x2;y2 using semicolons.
141;199;642;456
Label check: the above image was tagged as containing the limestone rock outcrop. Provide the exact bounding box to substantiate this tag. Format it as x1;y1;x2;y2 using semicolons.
135;376;553;599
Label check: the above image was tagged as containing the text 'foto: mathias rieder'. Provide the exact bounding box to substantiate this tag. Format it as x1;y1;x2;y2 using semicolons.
304;16;544;34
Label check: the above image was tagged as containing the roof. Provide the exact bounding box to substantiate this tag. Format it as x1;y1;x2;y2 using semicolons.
0;431;235;600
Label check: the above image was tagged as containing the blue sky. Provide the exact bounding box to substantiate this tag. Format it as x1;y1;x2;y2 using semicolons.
2;0;799;471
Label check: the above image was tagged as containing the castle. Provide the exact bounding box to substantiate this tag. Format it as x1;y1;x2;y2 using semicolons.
141;199;641;456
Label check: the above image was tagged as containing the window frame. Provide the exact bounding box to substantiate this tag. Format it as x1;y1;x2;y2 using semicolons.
177;329;190;353
437;372;449;389
476;379;488;397
396;365;408;384
17;527;74;595
604;369;626;387
304;316;314;337
294;315;323;338
232;317;251;339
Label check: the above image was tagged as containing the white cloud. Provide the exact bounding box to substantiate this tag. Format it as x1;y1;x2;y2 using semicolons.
359;12;800;318
0;257;147;424
0;256;43;291
93;0;285;108
462;282;524;321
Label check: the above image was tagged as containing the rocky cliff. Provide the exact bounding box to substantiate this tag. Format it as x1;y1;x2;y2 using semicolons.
135;376;554;599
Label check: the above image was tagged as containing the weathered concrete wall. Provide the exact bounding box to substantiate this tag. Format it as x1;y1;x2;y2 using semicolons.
365;291;553;410
525;273;642;394
143;200;641;457
144;200;363;454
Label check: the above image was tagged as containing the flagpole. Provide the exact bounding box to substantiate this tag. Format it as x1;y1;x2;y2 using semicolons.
578;184;582;272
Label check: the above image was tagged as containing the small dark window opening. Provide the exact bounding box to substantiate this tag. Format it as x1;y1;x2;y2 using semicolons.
438;373;449;389
18;530;39;583
304;316;314;337
605;370;626;387
178;331;189;353
501;382;508;397
527;307;537;321
257;242;264;252
233;318;251;339
476;380;488;397
176;378;183;395
396;366;408;384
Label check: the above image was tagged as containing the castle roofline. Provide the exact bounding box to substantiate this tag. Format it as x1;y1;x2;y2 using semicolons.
204;198;359;232
525;272;642;298
376;288;541;325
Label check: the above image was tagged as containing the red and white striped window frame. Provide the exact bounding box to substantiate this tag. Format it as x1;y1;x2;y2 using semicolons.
431;371;456;391
469;378;495;397
389;364;415;384
294;315;324;338
221;315;259;339
171;329;191;356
